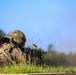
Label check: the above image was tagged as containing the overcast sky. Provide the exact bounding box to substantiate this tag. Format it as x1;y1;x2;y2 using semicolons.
0;0;76;53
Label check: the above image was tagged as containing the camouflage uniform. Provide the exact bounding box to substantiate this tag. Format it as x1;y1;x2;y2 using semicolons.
0;30;27;65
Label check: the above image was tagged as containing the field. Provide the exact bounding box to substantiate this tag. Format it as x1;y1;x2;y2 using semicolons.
0;64;76;74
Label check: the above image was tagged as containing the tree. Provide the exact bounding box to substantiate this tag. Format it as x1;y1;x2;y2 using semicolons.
48;44;54;52
0;30;6;39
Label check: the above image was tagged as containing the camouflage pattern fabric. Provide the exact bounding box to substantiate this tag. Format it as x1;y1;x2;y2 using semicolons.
0;40;27;66
10;47;26;64
7;30;26;47
0;42;14;65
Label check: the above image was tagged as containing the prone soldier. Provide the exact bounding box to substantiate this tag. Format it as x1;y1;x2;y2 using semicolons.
0;30;47;66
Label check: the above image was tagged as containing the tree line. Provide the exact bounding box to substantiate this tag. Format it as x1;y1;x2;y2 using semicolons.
44;44;76;67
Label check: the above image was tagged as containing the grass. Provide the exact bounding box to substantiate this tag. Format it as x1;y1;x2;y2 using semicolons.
0;64;76;73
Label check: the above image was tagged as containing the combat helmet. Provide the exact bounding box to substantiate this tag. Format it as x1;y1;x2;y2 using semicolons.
7;30;26;46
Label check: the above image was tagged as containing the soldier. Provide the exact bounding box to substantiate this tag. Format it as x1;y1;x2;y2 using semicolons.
0;30;27;65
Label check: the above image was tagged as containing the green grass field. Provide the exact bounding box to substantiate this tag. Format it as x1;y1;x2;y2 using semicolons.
0;64;76;74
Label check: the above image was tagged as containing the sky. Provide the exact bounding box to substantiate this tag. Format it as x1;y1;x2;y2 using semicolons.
0;0;76;53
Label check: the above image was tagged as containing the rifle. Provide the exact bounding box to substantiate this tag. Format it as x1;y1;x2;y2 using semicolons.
21;44;47;65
